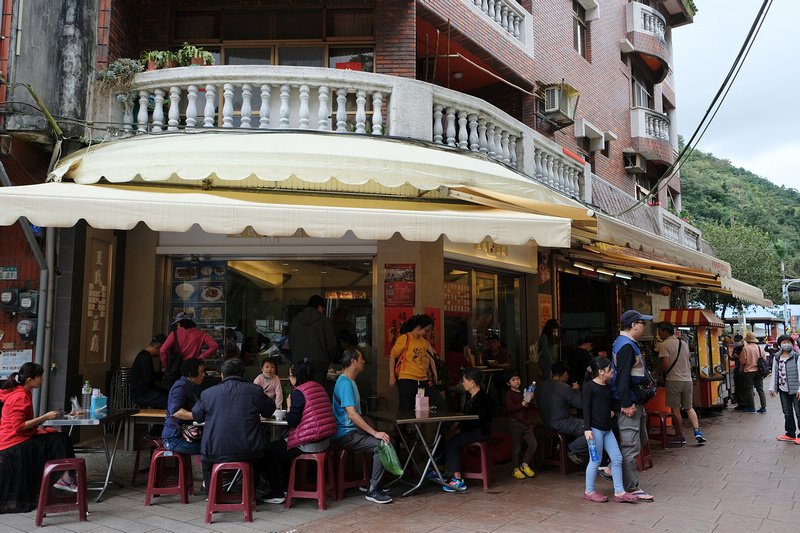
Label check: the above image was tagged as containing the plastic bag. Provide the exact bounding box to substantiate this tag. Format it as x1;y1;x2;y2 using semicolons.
69;396;84;415
377;440;404;477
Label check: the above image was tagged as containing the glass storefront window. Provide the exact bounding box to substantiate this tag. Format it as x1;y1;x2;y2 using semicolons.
278;47;325;67
329;47;374;72
225;48;272;66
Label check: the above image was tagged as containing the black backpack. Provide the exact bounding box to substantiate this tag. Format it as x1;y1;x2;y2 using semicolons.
163;330;182;389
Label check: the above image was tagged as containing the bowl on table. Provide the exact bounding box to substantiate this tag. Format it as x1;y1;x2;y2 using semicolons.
274;409;287;421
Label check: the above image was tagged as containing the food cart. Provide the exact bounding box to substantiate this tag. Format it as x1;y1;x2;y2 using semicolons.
658;309;728;409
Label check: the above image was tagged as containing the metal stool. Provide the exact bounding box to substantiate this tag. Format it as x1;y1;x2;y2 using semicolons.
36;458;88;527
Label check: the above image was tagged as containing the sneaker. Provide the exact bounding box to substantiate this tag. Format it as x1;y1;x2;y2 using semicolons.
521;465;535;478
512;469;526;479
360;485;391;493
53;476;78;493
742;408;757;413
365;488;392;504
757;408;767;413
795;438;800;445
680;436;686;445
427;470;444;481
694;430;706;444
567;451;588;466
261;493;286;504
442;477;466;493
776;434;795;442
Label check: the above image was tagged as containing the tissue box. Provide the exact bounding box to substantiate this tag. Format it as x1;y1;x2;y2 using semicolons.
90;397;108;418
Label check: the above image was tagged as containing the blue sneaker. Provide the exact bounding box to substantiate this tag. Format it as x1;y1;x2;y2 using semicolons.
757;408;766;413
427;470;444;481
743;408;757;413
442;477;466;492
694;430;706;443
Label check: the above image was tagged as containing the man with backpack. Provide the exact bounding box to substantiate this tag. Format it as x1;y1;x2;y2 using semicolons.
160;313;219;388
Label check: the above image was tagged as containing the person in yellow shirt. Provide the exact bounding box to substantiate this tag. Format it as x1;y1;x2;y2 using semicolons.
389;314;447;411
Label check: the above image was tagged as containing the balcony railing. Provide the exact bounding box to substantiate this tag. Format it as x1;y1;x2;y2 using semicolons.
630;107;670;141
465;0;527;42
98;65;588;201
627;2;666;42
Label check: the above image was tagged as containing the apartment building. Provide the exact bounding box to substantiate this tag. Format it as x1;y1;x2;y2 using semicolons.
0;0;769;412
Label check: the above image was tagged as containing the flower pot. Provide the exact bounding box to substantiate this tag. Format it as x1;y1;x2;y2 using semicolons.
190;56;206;66
146;59;160;71
163;59;179;68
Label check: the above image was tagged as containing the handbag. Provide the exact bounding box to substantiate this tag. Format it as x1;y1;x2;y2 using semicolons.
169;415;202;443
756;346;770;379
631;356;658;404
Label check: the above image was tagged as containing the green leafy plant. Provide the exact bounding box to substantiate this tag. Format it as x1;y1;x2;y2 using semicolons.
177;42;215;66
140;50;179;69
96;58;143;95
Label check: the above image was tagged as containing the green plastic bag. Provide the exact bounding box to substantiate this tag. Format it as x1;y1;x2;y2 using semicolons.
378;440;404;476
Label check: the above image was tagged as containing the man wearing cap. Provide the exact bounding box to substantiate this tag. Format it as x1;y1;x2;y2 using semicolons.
481;334;510;369
609;310;654;502
729;334;746;409
131;334;169;409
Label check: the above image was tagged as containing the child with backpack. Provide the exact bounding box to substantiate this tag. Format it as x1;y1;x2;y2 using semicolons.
583;356;637;503
504;369;536;479
769;335;800;444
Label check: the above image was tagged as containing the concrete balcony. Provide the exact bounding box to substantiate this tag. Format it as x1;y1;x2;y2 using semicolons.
630;107;674;164
660;208;701;251
462;0;530;45
625;2;671;83
92;65;589;202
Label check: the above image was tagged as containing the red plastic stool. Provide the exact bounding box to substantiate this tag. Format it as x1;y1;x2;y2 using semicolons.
647;410;683;449
205;461;256;523
635;439;654;472
144;448;193;505
132;436;162;487
285;451;336;510
334;446;370;500
461;440;494;489
538;429;571;476
36;458;88;527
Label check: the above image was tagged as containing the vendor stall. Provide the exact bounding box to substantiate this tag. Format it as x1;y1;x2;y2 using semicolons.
658;309;728;409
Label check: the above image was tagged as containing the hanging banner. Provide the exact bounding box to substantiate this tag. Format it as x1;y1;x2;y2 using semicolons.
385;307;413;356
539;294;552;333
384;263;415;307
424;307;442;354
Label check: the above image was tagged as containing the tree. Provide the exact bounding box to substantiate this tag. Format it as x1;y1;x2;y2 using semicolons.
689;221;782;317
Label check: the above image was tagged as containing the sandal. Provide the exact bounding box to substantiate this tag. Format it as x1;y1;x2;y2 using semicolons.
614;492;638;503
584;491;608;502
631;490;654;502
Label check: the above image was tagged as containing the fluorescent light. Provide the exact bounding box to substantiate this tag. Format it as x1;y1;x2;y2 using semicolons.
596;268;615;276
573;261;594;271
615;272;632;279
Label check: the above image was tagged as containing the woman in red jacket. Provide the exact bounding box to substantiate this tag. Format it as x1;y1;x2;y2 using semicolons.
261;359;337;504
0;363;76;513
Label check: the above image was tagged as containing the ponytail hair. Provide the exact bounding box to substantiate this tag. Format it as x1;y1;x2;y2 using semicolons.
399;314;434;335
3;362;44;390
589;356;611;379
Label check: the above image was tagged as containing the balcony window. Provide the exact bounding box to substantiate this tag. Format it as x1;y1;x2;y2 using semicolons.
277;47;325;68
225;48;271;66
329;47;374;72
573;1;588;58
635;174;655;201
631;67;653;108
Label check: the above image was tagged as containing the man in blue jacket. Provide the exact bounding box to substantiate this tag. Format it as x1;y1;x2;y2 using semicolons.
192;358;276;493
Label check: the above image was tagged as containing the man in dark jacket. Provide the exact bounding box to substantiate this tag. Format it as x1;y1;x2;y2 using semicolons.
288;295;337;384
192;358;276;491
535;361;587;464
131;334;168;409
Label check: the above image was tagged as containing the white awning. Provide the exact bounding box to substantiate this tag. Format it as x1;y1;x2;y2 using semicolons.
721;277;773;308
0;182;571;246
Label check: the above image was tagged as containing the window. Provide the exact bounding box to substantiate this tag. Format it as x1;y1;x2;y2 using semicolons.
573;1;587;58
635;174;655;201
631;67;653;108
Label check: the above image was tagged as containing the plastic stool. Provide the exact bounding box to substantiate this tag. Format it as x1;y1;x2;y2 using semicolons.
635;439;654;472
538;429;571;476
461;440;493;489
334;446;370;500
285;451;336;510
144;448;193;505
132;435;162;487
647;410;683;449
205;461;256;523
36;458;88;527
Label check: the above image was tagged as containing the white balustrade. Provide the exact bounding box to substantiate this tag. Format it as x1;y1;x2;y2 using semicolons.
644;109;669;140
628;2;666;43
533;145;583;199
467;0;525;41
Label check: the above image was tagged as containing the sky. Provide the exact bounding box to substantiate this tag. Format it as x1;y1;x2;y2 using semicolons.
672;0;797;190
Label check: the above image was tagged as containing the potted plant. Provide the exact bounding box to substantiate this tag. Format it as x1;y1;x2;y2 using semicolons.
96;57;143;94
140;50;180;70
177;42;215;66
160;50;180;69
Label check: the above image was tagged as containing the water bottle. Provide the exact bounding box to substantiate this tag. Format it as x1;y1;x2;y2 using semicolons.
588;437;600;463
524;380;536;403
81;381;92;412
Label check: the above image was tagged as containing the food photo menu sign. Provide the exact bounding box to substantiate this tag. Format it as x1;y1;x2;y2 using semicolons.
172;260;227;341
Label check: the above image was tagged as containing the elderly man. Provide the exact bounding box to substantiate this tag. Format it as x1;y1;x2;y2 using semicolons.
130;334;168;409
535;361;588;465
609;309;654;502
192;358;275;492
655;321;706;443
289;295;337;385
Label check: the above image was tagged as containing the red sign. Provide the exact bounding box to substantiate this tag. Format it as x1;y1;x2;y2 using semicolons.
385;307;413;356
336;62;362;71
384;263;415;307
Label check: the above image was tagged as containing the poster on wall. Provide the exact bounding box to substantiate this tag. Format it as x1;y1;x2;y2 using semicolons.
424;307;441;355
384;263;415;307
384;307;413;356
0;349;33;375
537;251;551;285
538;294;552;333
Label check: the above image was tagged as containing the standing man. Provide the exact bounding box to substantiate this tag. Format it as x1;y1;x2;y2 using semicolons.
130;334;168;409
655;322;706;443
192;358;275;492
729;334;745;409
289;295;337;384
609;310;654;502
535;361;588;465
160;313;219;388
332;348;393;504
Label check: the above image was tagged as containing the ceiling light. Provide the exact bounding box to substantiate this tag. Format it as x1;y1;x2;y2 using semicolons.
615;272;632;280
596;268;615;276
452;71;463;79
320;271;327;274
573;261;594;271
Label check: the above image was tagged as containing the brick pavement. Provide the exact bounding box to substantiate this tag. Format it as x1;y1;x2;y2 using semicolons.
1;392;797;532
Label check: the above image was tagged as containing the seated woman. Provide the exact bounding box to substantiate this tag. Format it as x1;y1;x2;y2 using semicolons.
261;359;337;504
162;358;205;457
0;363;76;513
432;366;493;493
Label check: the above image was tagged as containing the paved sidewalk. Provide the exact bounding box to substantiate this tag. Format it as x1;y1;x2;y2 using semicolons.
2;393;797;532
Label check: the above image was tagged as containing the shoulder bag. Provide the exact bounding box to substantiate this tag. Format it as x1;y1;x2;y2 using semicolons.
756;346;771;379
169;415;202;442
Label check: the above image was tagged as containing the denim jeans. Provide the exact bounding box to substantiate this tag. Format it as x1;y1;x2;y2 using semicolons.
778;390;800;437
585;428;623;494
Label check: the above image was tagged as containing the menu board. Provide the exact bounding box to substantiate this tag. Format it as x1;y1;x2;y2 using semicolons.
444;280;470;316
171;260;227;341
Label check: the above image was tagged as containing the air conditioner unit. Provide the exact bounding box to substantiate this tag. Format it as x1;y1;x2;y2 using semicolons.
544;86;573;117
624;153;647;174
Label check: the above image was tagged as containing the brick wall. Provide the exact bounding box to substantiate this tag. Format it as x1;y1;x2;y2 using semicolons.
376;0;416;78
0;224;41;350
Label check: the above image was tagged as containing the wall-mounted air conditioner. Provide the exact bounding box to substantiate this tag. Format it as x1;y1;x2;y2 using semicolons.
624;153;647;174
